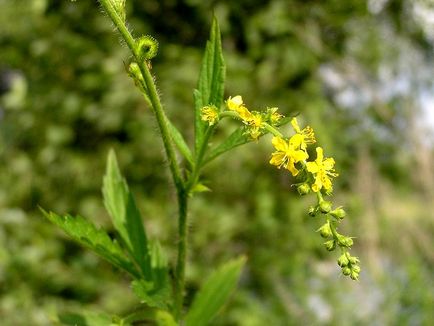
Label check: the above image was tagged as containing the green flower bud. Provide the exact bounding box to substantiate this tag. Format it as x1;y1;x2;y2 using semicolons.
350;270;359;280
297;183;310;196
136;35;159;60
348;256;360;265
351;265;361;274
331;207;346;219
337;254;349;267
308;206;317;217
337;235;353;248
324;240;336;251
317;221;332;238
128;62;143;79
319;200;332;213
342;267;351;276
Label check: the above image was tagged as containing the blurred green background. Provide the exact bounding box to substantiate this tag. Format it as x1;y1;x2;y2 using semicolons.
1;0;433;325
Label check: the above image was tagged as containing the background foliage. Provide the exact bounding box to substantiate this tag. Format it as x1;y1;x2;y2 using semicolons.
1;0;433;324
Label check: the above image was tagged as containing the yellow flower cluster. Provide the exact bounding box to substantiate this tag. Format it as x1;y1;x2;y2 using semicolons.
226;95;281;140
210;94;360;280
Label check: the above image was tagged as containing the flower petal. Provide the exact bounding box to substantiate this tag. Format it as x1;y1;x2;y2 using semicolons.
272;137;288;151
306;161;319;173
322;157;335;171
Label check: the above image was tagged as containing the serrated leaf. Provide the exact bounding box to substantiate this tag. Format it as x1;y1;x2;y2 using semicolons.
194;16;226;153
167;119;193;167
131;240;172;310
131;279;170;310
42;210;140;278
185;256;246;326
103;150;151;279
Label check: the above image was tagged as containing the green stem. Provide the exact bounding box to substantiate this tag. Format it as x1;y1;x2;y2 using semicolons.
99;1;189;320
173;189;189;320
99;0;184;191
263;122;284;138
186;126;214;192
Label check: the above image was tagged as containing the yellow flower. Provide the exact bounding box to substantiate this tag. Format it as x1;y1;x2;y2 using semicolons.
269;136;308;176
306;147;338;192
227;95;244;111
291;118;316;150
227;95;254;122
246;112;264;140
201;106;219;125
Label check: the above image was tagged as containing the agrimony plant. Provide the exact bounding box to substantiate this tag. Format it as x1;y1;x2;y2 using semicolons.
44;1;360;324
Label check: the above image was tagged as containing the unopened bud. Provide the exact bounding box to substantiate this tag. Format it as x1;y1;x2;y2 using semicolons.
331;207;346;219
337;254;349;267
308;206;317;217
348;256;360;265
350;270;359;280
337;235;353;248
351;265;361;274
317;222;332;238
319;200;332;213
342;267;351;276
324;240;336;251
297;183;310;196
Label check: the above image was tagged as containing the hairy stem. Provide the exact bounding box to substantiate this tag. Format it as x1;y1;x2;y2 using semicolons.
174;189;189;320
99;0;189;319
99;0;184;191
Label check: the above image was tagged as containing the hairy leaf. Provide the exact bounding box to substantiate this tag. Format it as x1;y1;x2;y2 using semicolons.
185;256;246;326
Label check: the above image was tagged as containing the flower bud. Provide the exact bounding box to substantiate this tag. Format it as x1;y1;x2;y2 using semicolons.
331;207;346;219
350;270;359;280
308;206;317;217
337;254;349;267
351;265;361;274
136;35;159;60
342;267;351;276
319;200;332;213
297;183;310;196
348;256;360;265
128;62;144;81
317;221;332;238
324;240;336;251
337;235;353;247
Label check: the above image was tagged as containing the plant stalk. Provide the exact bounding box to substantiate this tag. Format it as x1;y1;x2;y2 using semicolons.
174;189;189;320
99;0;189;319
99;0;184;191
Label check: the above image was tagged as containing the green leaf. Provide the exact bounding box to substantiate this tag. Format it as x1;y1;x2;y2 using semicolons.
42;210;140;278
185;256;246;326
131;279;170;310
131;240;172;310
194;16;226;153
102;149;151;279
167;119;193;167
204;127;251;164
